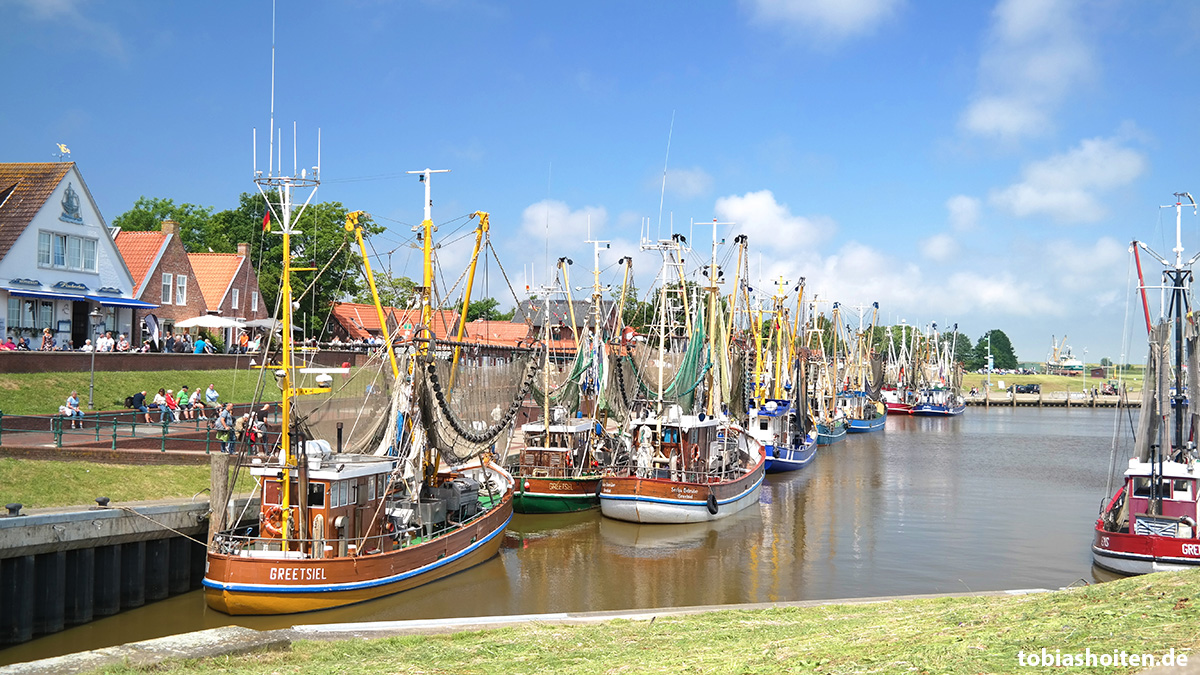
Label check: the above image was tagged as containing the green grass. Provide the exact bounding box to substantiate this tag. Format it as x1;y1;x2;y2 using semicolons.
99;568;1200;674
0;458;256;509
0;369;280;416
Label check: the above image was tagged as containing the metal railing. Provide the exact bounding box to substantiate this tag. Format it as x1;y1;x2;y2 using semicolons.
0;408;282;454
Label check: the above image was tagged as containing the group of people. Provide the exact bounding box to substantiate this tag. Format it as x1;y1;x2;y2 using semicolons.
124;384;268;454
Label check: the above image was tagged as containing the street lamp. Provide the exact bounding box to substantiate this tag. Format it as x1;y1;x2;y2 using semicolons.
88;307;103;409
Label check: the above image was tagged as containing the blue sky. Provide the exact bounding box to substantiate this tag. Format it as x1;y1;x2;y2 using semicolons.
4;0;1200;366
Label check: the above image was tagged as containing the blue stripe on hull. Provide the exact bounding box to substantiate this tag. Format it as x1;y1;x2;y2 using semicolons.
764;442;818;473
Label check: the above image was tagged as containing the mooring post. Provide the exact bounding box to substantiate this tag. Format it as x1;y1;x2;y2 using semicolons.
208;453;234;546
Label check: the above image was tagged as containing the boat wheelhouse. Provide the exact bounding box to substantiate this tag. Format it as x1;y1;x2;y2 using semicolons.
513;411;604;513
748;399;817;473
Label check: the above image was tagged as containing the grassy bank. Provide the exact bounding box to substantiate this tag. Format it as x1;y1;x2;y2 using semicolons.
0;369;280;416
962;367;1144;395
0;459;255;509
100;568;1200;674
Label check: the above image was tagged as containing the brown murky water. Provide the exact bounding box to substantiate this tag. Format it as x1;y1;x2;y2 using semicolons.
1;407;1122;665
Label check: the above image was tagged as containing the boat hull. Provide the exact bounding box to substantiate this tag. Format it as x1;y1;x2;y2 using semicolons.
884;402;913;415
764;440;817;473
816;422;847;445
512;475;601;514
203;495;512;615
1091;526;1200;576
910;403;966;416
846;411;887;433
599;472;763;524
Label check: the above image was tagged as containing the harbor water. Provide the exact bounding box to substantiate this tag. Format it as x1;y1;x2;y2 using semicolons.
1;407;1122;665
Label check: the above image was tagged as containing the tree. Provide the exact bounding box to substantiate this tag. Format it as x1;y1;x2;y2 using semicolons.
352;271;417;309
1100;357;1113;367
467;297;514;322
971;329;1018;370
111;197;214;247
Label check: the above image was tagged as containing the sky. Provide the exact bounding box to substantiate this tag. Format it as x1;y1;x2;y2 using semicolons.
4;0;1200;366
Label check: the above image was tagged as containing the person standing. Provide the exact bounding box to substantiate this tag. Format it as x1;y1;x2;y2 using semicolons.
214;402;236;454
40;327;55;351
193;336;207;354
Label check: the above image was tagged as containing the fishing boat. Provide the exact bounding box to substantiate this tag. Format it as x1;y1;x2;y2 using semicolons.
599;223;767;523
203;168;531;615
510;241;627;513
744;275;817;472
806;305;848;445
910;324;966;417
1093;193;1200;575
839;302;888;433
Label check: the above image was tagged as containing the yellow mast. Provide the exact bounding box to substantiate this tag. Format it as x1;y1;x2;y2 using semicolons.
345;210;400;380
447;211;489;391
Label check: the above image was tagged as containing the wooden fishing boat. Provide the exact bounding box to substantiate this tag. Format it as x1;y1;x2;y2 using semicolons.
203;169;530;614
513;414;603;513
1094;194;1200;575
599;222;766;523
750;399;817;472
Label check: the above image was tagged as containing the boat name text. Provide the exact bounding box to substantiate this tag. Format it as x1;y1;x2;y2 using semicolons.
269;567;328;581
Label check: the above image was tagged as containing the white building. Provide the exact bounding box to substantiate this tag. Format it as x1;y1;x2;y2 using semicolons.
0;162;153;349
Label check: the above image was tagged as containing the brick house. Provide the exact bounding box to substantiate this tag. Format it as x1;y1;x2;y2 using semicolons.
112;219;205;344
188;244;269;346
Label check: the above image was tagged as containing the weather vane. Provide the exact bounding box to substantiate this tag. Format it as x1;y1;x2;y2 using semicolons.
54;143;71;161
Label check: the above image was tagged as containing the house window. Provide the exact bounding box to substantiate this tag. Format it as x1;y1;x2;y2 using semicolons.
176;276;187;305
38;231;97;271
38;233;51;265
53;234;66;267
232;288;239;310
161;273;173;304
40;302;53;330
251;291;258;312
6;298;52;331
6;298;17;330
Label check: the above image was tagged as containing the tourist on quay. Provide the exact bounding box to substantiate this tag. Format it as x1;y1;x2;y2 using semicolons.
1;336;15;350
213;402;236;454
176;386;193;417
188;386;207;420
97;331;115;352
80;339;94;352
61;390;83;429
165;389;181;421
153;388;174;424
115;333;130;352
193;336;207;354
40;327;54;351
165;332;176;353
130;390;151;424
205;383;220;409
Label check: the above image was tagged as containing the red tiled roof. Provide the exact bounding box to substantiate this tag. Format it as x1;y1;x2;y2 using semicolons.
329;302;460;340
113;231;168;296
0;163;73;263
464;320;531;347
187;252;244;308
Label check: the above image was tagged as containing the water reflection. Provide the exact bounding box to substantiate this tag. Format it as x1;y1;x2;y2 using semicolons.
1;408;1121;665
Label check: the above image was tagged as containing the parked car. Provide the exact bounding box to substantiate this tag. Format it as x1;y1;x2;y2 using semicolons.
1013;383;1040;394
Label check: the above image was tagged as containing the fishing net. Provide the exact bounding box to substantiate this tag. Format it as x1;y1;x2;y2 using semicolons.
289;348;395;456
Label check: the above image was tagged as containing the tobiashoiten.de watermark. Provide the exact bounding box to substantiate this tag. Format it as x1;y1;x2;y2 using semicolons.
1018;648;1188;668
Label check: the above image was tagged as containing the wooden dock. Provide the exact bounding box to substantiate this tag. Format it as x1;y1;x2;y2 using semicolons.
965;392;1137;408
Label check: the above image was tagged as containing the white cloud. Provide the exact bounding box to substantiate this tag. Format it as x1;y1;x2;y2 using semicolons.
519;199;608;251
742;0;901;42
960;0;1093;141
714;190;835;256
920;233;958;261
946;195;981;231
989;136;1146;223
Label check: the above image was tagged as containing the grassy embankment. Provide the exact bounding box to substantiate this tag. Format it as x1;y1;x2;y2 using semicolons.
0;458;255;509
0;369;280;416
962;365;1145;395
102;568;1200;674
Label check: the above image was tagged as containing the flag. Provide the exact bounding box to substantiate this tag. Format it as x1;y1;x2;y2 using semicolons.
57;143;70;154
262;210;271;232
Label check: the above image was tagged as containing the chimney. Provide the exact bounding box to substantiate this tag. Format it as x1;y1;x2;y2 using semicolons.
237;242;250;257
161;219;178;235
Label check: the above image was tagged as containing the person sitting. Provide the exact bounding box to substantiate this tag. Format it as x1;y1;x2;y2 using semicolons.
153;388;173;424
80;339;94;352
204;383;220;409
115;333;130;352
188;385;207;420
130;390;151;424
165;389;180;422
60;390;84;429
0;336;15;350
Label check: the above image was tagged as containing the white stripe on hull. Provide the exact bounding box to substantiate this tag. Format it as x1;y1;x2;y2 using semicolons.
1092;547;1200;575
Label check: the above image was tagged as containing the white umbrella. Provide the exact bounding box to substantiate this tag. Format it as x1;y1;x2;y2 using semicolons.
174;315;246;329
241;318;303;333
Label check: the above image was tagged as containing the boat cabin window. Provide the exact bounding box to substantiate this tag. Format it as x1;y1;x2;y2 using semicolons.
1171;479;1194;502
308;483;325;508
263;480;299;507
333;480;345;508
759;419;770;431
367;475;376;501
1132;477;1173;498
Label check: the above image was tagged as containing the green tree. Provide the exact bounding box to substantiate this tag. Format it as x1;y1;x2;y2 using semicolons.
972;329;1018;370
467;297;514;322
352;271;416;309
111;196;214;247
1100;357;1113;367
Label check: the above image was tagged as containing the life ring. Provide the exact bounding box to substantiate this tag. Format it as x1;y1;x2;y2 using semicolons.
706;492;719;515
262;505;284;538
